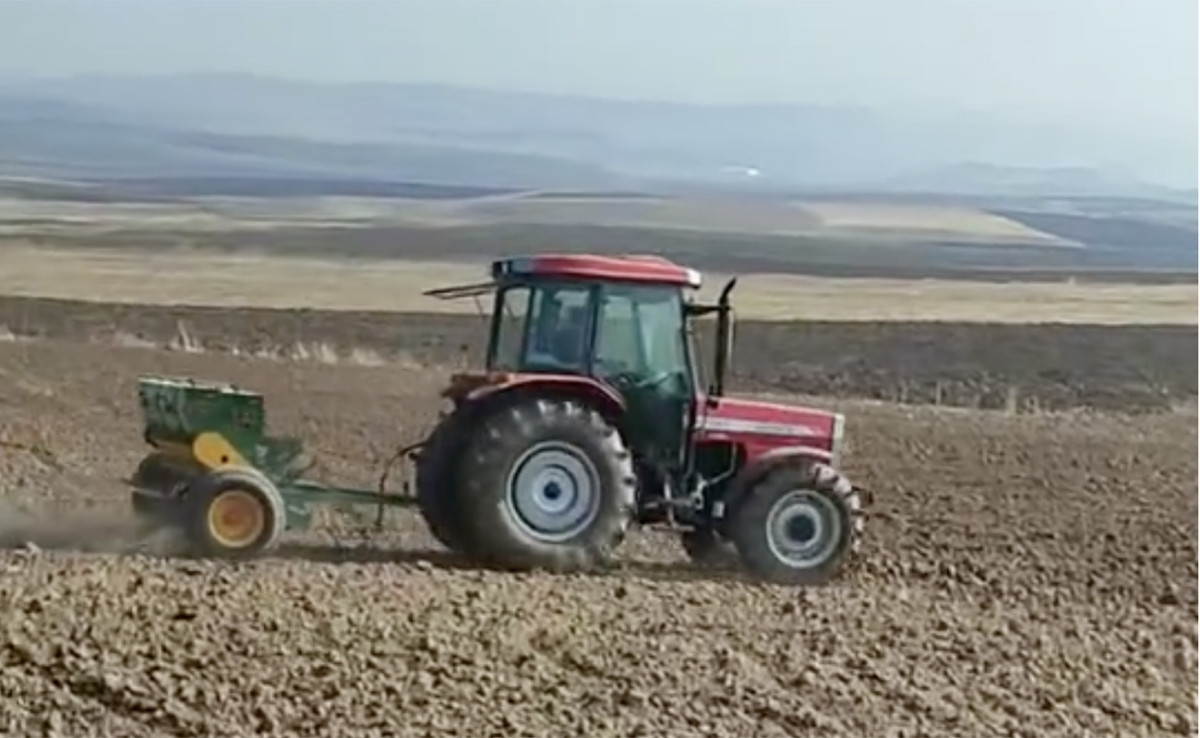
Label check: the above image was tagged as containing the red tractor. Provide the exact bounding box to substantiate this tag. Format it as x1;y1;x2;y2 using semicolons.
417;254;867;585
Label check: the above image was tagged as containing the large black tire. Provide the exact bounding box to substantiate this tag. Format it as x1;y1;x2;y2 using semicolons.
453;397;636;572
183;467;287;559
414;410;474;554
728;462;862;586
131;453;196;492
130;453;202;526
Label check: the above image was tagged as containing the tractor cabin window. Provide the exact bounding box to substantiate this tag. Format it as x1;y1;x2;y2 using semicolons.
492;285;532;370
491;282;593;374
594;284;689;386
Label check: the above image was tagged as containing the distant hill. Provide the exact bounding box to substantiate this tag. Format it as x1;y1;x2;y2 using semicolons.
0;73;1193;195
0;95;623;189
0;73;1193;276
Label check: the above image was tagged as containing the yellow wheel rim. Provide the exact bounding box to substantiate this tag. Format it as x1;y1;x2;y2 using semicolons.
206;489;266;549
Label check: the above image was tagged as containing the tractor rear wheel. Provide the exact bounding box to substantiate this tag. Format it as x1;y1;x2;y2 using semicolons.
414;409;474;554
728;462;861;586
453;397;635;572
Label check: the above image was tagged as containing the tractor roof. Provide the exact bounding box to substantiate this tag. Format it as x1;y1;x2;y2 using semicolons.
492;254;702;288
424;254;703;301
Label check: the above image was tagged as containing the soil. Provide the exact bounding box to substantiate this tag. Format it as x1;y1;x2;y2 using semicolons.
0;338;1196;737
1;295;1195;413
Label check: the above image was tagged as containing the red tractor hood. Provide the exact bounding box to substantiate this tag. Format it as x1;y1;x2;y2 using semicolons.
696;396;842;453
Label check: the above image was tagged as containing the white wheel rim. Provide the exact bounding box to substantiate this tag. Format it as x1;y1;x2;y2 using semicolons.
505;441;601;543
765;490;843;569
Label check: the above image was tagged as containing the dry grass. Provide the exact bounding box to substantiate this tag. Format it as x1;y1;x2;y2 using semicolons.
0;194;1071;245
799;201;1071;245
0;245;1193;324
420;196;826;236
734;272;1197;323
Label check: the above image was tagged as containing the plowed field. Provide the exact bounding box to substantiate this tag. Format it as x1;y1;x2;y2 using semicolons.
1;296;1195;413
0;336;1195;737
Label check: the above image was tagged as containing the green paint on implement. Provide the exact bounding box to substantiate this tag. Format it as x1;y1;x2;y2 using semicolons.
136;375;415;533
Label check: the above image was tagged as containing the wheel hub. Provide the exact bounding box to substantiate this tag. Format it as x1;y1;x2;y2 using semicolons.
206;488;266;549
765;490;842;569
785;514;817;544
506;441;600;543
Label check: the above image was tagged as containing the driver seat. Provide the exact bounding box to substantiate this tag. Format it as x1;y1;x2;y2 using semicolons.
550;306;588;366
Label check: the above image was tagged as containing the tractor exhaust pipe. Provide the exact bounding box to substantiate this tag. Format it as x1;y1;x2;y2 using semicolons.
712;278;737;398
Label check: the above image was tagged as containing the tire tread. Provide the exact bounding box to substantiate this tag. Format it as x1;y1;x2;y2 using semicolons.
454;396;635;572
729;461;863;585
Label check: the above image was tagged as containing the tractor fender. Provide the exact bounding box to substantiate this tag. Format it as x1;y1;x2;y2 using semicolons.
715;444;834;523
461;374;627;423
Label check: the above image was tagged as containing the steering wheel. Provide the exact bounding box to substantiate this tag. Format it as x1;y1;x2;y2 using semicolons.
614;370;674;391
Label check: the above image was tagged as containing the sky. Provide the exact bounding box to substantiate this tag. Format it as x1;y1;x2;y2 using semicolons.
0;0;1196;143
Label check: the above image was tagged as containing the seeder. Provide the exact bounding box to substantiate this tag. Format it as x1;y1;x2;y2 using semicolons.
128;254;871;585
128;375;421;556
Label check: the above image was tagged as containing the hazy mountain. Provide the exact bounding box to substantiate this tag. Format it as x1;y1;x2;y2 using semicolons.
0;92;623;188
0;73;1193;195
878;162;1193;200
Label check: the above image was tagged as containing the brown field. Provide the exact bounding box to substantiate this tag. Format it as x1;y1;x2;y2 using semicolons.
0;231;1196;735
0;193;1072;245
0;245;1194;323
2;295;1195;413
0;337;1196;737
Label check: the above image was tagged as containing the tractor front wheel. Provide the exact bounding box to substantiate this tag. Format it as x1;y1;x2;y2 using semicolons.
183;468;287;559
454;397;636;572
728;463;861;586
